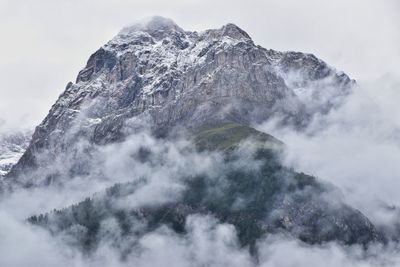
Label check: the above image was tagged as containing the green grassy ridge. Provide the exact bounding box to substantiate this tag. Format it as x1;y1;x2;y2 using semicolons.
192;122;284;152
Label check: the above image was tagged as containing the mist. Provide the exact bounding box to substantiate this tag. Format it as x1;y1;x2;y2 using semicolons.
2;100;400;267
258;74;400;234
1;1;400;266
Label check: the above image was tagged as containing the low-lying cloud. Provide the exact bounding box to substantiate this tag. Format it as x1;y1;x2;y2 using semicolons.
258;74;400;233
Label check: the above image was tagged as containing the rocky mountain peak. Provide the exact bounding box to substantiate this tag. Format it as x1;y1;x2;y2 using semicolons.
6;18;354;182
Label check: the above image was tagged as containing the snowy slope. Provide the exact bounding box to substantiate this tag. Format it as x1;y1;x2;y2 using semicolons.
0;130;31;177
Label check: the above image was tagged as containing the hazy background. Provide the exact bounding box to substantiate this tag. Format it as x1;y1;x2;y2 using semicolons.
0;0;399;129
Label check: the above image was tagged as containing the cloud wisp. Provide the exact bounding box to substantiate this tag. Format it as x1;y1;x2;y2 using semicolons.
258;75;400;234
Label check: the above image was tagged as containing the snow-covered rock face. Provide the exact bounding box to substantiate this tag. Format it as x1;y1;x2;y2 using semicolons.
0;131;31;177
7;17;353;181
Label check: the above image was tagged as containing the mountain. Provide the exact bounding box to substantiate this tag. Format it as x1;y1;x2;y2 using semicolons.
4;17;382;257
6;16;353;184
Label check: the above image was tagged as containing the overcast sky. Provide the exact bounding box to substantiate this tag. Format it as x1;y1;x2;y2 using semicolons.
0;0;399;129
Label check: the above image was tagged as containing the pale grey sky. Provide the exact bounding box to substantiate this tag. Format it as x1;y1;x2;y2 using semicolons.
0;0;399;129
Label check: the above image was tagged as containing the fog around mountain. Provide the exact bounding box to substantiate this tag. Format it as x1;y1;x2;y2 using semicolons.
0;2;399;266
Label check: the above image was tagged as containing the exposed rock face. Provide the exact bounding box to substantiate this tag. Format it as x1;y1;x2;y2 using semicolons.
7;17;353;181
